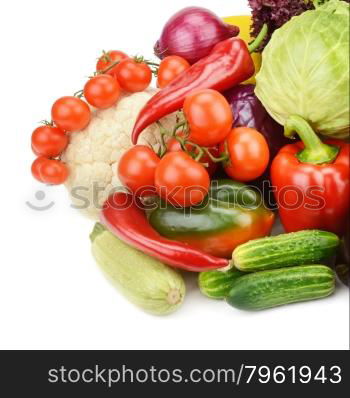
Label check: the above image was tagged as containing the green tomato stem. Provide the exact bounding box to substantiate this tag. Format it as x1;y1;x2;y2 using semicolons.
181;140;204;162
39;119;54;127
133;55;160;67
74;89;84;98
248;24;268;53
156;121;169;157
201;147;229;163
158;120;229;165
172;121;188;136
98;60;120;75
284;115;339;164
146;61;160;67
99;50;112;63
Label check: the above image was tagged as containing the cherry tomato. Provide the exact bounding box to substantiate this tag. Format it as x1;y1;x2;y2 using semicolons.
96;50;129;78
157;56;190;88
40;159;69;184
155;152;210;207
118;145;160;197
184;89;233;147
51;96;91;132
31;156;48;182
116;59;152;92
166;137;183;152
31;125;68;157
165;131;187;153
166;134;219;177
220;127;270;182
31;157;68;184
83;74;121;109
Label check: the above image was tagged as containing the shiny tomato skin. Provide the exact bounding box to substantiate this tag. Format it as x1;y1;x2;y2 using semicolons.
220;127;270;182
51;96;91;132
83;74;121;109
96;50;129;77
118;145;160;197
31;157;68;184
40;159;69;184
155;151;210;207
184;89;233;147
157;56;190;88
40;159;69;185
31;156;48;182
31;126;68;157
116;59;152;92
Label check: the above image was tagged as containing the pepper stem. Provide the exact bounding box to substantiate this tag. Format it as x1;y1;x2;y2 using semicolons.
248;24;268;53
284;115;339;164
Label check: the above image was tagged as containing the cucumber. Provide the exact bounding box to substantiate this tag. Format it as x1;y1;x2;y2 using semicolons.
226;265;335;311
232;230;339;272
90;223;185;315
199;268;245;299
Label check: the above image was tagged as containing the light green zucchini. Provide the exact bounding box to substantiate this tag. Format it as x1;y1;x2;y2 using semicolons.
90;223;185;315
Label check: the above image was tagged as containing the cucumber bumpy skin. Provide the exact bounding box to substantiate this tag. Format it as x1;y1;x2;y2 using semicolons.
90;223;185;315
232;230;339;272
226;265;335;311
198;268;245;299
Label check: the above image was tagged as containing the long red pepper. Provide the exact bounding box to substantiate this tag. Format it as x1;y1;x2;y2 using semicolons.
100;192;229;272
132;25;267;144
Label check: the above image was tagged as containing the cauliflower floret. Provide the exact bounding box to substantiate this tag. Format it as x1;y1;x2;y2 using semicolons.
62;90;177;219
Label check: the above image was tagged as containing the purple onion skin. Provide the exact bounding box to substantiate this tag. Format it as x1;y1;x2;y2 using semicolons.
223;84;290;208
154;7;239;65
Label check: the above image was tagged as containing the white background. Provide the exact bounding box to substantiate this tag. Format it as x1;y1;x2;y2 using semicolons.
0;0;348;350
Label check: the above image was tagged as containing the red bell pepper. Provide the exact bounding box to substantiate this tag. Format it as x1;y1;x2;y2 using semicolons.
131;25;268;144
100;192;229;272
271;115;350;236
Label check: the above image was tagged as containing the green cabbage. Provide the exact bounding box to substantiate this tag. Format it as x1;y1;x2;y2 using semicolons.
255;0;349;139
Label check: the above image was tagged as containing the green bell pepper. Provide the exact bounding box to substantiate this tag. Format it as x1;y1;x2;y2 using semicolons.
149;180;275;258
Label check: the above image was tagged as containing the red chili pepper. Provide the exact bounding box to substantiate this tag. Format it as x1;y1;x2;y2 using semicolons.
100;192;229;272
131;25;268;144
271;116;350;236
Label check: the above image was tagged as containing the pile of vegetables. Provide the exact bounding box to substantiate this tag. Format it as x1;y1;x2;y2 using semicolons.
30;2;349;315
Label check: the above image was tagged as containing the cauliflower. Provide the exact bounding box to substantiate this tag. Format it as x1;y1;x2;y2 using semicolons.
62;90;177;219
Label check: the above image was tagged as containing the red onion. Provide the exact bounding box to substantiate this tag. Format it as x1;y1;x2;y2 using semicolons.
154;7;239;65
